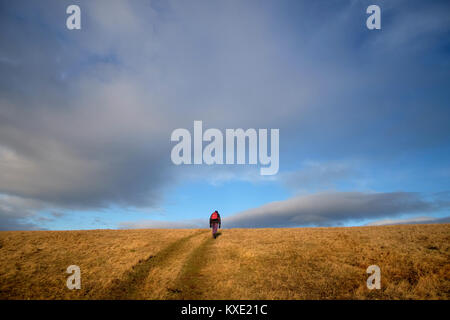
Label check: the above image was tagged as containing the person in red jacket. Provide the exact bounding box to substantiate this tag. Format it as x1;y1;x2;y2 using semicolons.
209;210;221;238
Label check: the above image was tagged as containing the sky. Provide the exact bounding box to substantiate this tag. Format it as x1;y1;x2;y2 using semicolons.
0;0;449;230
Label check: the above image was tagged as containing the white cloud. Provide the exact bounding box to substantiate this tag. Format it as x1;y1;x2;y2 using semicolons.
119;218;204;229
365;216;450;226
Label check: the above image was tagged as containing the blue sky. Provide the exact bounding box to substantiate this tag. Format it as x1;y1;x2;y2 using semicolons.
0;0;449;230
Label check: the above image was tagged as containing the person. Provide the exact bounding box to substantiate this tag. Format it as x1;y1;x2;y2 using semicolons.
209;210;221;238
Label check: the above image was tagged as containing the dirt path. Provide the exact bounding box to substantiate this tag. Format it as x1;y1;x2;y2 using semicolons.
101;230;218;299
101;230;206;299
164;233;218;299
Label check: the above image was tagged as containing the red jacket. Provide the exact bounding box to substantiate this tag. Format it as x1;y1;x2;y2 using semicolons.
209;211;221;228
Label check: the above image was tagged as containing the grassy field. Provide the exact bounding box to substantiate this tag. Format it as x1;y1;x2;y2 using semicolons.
0;224;449;299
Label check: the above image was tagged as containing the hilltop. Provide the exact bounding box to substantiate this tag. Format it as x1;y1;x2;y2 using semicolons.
0;224;448;299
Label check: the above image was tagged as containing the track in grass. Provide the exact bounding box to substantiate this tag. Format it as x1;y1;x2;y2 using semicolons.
165;234;217;299
104;230;206;299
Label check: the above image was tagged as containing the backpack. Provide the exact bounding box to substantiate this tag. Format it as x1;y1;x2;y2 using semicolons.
210;212;219;220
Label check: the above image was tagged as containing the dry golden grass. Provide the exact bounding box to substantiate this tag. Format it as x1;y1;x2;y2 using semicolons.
0;224;448;299
204;225;450;299
0;229;199;299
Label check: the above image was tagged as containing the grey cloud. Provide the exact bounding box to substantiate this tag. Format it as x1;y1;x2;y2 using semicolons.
366;216;450;226
281;161;362;192
119;218;204;229
0;216;42;231
224;192;448;228
51;211;66;218
177;160;362;190
0;0;302;211
0;195;46;230
173;165;277;186
0;0;449;229
0;2;175;209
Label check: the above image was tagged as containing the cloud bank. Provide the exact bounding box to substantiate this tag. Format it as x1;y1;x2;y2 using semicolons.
365;216;450;226
120;191;450;229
